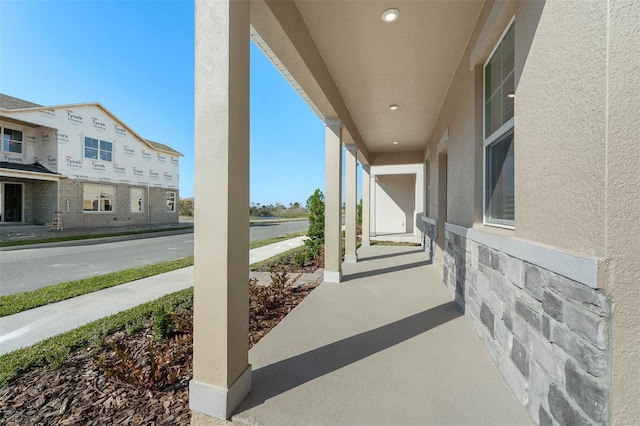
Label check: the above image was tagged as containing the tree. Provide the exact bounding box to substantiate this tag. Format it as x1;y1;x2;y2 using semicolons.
305;189;325;252
179;198;194;217
357;198;362;225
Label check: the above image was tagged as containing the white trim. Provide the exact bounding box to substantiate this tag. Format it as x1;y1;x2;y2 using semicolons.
437;128;449;153
324;270;342;283
82;183;116;213
0;169;63;182
324;118;341;127
189;365;252;420
424;147;431;160
422;215;437;226
445;222;602;289
166;191;177;213
484;117;515;147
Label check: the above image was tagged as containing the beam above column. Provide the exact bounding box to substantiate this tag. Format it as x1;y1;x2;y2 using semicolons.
324;118;342;283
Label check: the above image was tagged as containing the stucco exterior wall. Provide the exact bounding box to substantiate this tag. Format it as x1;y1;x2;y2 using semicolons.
374;174;415;234
419;1;640;424
370;164;423;239
515;0;606;258
606;1;640;424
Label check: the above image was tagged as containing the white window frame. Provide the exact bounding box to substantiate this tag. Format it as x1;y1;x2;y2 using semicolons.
84;137;113;162
424;160;430;217
1;127;23;154
483;17;515;229
166;191;176;213
130;187;144;213
83;184;115;213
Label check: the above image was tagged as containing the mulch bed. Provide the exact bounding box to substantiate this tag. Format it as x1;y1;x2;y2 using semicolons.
0;280;318;425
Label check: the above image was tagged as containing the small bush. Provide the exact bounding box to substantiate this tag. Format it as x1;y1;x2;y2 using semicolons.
96;333;192;390
153;306;172;341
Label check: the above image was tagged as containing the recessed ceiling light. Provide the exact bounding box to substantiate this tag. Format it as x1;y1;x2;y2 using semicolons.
507;93;515;98
393;141;399;145
381;8;400;23
388;104;399;111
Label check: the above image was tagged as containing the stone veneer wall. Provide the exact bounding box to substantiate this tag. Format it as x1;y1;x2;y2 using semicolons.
443;229;610;425
423;220;437;264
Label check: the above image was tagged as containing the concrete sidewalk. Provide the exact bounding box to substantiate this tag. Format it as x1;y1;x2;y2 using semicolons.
0;236;307;356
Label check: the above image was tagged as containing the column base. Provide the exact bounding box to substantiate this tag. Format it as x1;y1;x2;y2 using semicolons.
324;270;342;283
344;254;358;263
190;365;252;420
361;240;371;247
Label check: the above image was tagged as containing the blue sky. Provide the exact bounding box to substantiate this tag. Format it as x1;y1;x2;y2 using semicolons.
0;0;329;206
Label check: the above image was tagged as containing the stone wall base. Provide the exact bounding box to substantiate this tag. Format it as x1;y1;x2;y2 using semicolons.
443;228;610;425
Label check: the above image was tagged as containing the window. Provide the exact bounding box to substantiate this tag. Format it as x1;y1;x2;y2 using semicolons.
83;184;114;212
130;187;144;213
2;128;23;153
484;21;515;227
424;160;430;217
166;192;176;212
84;137;113;162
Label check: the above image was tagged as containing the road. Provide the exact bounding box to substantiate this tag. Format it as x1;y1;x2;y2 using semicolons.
0;220;308;296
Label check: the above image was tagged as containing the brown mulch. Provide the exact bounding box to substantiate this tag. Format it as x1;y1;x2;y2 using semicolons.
0;280;319;425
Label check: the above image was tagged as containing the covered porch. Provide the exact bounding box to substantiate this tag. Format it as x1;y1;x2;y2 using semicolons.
231;244;530;425
190;0;637;424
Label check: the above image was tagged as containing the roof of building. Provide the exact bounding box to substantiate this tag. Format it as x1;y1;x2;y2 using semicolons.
0;161;61;175
0;94;183;157
0;94;43;110
145;139;182;157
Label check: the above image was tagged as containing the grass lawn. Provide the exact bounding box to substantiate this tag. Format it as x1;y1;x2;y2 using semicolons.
0;288;193;387
0;257;194;317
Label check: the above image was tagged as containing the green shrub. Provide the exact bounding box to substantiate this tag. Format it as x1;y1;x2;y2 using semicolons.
305;189;325;255
153;306;172;341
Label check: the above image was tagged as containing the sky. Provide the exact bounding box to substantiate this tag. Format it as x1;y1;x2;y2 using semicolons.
0;0;333;206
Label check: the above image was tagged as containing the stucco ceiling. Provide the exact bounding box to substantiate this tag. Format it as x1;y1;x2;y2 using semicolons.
252;0;484;160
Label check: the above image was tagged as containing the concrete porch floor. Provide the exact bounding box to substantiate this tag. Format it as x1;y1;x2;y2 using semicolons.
370;232;421;244
231;245;531;425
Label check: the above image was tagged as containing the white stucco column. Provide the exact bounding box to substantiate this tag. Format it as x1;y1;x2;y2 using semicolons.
361;165;371;246
324;119;342;282
344;144;358;263
191;0;251;421
370;174;377;237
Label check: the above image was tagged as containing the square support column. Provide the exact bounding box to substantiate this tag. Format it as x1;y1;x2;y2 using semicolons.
361;165;371;246
370;174;377;237
190;0;251;421
344;145;358;263
324;119;342;283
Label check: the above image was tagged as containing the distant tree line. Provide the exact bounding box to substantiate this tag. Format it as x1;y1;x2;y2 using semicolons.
179;198;311;219
249;202;308;218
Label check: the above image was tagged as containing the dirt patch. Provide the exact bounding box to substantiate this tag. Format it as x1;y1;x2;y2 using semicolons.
0;281;318;425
